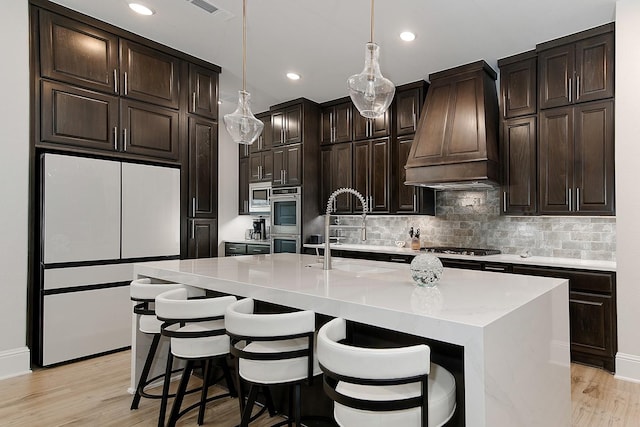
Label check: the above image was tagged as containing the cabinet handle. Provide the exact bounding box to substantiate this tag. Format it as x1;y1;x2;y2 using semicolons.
283;169;287;184
390;258;407;263
192;197;196;216
503;191;507;212
244;200;248;212
413;193;417;211
113;69;118;93
369;196;373;211
258;165;262;180
192;92;197;112
123;128;128;151
503;94;507;117
568;77;572;103
124;71;128;95
576;188;580;211
485;265;508;272
568;188;572;211
113;126;118;151
576;76;580;101
191;220;195;239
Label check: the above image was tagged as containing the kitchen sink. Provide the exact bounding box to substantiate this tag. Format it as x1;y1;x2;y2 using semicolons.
305;262;396;275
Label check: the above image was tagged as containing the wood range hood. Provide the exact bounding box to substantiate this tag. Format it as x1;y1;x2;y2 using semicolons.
404;60;500;190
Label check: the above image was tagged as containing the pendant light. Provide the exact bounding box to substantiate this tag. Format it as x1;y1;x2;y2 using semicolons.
224;0;263;145
347;0;395;119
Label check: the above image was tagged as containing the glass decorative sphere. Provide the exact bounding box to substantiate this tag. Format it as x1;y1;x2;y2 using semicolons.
410;253;444;287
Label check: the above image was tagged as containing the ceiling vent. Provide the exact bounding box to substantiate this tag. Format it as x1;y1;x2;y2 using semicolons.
187;0;234;20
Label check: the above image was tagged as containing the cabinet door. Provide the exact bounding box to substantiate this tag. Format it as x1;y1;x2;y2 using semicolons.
353;140;370;211
271;111;284;145
120;99;180;160
272;147;285;186
396;89;420;135
353;109;390;140
370;138;389;212
321;107;333;144
353;112;369;141
569;291;613;359
575;33;614;104
251;113;272;153
539;107;573;214
261;150;274;182
249;152;262;182
188;63;218;119
574;101;614;214
238;157;250;214
396;136;418;212
502;117;537;214
188;117;218;218
320;147;333;212
284;144;302;186
187;218;218;258
285;105;302;144
39;11;118;94
334;142;353;213
334;102;353;143
40;80;118;152
120;39;180;109
538;44;575;109
500;57;537;118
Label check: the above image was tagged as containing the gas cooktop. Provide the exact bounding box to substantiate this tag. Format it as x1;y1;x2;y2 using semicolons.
421;246;501;256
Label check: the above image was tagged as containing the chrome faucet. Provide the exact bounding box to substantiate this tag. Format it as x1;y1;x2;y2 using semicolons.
324;188;367;270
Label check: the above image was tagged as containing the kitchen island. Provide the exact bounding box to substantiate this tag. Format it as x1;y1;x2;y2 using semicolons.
132;253;570;426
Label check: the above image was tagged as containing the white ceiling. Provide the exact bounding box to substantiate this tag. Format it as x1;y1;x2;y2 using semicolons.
50;0;616;112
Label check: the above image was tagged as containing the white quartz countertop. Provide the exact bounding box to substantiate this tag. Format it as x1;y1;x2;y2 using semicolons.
304;243;616;272
135;253;566;330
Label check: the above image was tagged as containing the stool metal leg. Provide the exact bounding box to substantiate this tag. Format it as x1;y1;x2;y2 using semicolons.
293;383;301;427
158;348;174;427
221;358;238;398
198;360;211;425
131;333;161;410
264;386;277;417
168;360;194;427
240;384;259;427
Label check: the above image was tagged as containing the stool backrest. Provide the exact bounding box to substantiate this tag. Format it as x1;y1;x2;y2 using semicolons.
155;288;237;322
130;279;188;316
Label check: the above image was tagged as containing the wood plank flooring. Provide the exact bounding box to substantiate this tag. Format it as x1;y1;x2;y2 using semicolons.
0;350;639;426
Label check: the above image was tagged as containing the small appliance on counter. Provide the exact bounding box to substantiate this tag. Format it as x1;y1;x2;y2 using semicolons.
252;218;267;240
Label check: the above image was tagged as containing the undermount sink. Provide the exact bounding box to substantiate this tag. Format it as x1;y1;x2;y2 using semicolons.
305;262;396;275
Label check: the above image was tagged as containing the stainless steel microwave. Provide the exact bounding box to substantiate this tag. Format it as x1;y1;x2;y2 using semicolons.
248;182;271;213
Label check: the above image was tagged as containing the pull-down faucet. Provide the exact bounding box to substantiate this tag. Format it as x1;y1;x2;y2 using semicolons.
324;188;367;270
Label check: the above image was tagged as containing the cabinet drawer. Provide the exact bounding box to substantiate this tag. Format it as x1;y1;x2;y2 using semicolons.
511;265;613;294
441;259;483;270
247;244;270;255
483;263;512;273
225;243;247;256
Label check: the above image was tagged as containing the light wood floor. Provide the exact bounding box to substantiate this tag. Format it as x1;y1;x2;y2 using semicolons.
0;350;639;426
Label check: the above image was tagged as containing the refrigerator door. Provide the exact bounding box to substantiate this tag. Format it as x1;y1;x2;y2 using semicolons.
121;162;180;258
43;154;121;264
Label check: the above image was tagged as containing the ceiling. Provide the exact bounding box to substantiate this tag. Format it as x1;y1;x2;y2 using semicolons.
50;0;616;112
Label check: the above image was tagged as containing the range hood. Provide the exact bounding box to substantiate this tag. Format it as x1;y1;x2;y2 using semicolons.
405;60;500;190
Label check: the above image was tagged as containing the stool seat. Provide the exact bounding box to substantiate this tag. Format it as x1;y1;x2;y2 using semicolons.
170;320;229;359
333;363;456;427
139;314;163;334
240;337;322;384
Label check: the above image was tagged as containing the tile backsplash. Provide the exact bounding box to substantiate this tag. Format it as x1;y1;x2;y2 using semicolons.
331;189;616;261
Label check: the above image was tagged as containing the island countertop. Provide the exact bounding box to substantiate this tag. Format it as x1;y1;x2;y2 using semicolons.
133;253;570;427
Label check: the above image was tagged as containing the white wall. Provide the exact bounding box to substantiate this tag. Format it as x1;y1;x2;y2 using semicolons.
0;0;31;379
614;0;640;383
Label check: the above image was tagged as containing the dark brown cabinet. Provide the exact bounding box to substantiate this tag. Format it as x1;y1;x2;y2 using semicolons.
39;10;119;94
321;101;352;144
499;53;537;118
538;29;614;110
273;144;302;187
249;151;273;183
501;116;537;214
353;138;390;213
188;63;218;119
250;112;273;154
187;219;218;258
238;157;250;215
539;100;614;215
120;99;180;160
119;39;180;109
272;105;302;145
394;135;435;214
353;109;390;140
321;142;353;214
395;84;425;136
188;117;217;218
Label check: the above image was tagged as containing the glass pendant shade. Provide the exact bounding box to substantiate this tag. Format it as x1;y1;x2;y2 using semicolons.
223;90;263;145
348;42;395;119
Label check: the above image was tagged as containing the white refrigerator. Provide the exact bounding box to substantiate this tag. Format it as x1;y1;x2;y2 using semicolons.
36;153;180;366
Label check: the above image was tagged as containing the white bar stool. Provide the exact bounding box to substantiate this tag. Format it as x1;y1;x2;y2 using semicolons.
317;317;457;427
155;288;238;427
129;278;186;425
225;298;322;427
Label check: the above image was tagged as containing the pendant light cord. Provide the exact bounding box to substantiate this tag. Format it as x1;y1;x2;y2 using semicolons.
370;0;374;43
242;0;247;92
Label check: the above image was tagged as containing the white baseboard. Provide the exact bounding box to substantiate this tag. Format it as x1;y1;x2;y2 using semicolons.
615;352;640;384
0;346;31;381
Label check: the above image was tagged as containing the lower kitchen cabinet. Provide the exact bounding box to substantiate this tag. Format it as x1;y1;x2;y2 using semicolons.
225;242;270;256
187;218;217;258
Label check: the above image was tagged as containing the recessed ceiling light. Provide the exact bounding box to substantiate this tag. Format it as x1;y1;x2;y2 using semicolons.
286;72;301;81
400;31;416;42
129;3;155;16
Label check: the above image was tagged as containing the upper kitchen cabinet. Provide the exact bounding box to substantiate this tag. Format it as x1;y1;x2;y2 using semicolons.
501;116;537;214
250;112;272;154
119;99;180;160
395;81;428;136
120;40;180;109
188;63;218;119
498;51;537;119
394;135;435;215
238;157;250;215
272;104;302;145
538;24;614;110
321;99;352;144
188;117;218;218
39;10;119;94
321;142;353;214
353;108;390;140
273;144;302;187
538;100;614;215
353;137;390;213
